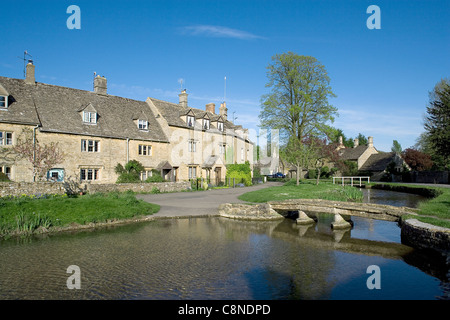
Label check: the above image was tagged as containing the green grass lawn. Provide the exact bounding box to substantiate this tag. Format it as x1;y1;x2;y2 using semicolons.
238;179;364;203
0;191;160;237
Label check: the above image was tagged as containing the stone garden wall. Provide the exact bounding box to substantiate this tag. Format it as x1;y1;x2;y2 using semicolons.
87;181;191;194
0;181;191;197
0;182;66;197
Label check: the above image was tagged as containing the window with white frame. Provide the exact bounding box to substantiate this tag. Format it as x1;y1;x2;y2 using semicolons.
217;121;224;131
80;168;99;181
0;166;11;179
138;144;152;156
83;111;97;124
0;131;13;145
0;96;8;108
203;119;210;130
188;166;197;179
138;119;148;130
81;139;100;152
187;115;195;127
219;143;226;154
188;139;196;152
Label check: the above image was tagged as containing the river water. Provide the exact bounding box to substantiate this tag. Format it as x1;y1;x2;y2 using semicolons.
0;188;448;300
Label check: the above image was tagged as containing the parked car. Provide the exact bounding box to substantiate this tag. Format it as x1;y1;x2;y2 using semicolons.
271;172;286;178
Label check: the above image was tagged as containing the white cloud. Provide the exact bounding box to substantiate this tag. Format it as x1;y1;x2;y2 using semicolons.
180;25;266;40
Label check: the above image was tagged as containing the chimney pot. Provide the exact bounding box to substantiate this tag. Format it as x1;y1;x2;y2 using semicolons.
368;136;373;147
353;138;359;148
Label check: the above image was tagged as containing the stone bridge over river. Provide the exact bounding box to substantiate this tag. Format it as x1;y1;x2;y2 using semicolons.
218;199;418;230
268;199;417;229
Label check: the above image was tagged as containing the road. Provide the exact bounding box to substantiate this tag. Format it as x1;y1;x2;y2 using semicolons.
136;181;283;217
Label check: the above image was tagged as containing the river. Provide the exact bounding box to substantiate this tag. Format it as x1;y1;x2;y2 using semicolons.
0;188;448;300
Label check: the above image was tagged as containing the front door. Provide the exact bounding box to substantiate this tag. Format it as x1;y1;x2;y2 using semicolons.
215;167;222;186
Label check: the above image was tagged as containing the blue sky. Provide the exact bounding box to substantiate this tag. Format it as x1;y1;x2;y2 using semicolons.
1;0;449;152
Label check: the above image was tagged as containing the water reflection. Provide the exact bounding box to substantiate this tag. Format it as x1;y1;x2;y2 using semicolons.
0;214;448;300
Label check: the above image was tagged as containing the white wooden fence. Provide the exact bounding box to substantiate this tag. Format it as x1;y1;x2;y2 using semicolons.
332;176;370;186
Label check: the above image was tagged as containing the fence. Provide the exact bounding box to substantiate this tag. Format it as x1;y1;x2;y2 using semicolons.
332;176;370;186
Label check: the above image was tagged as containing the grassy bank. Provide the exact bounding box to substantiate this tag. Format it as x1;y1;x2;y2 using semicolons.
0;191;160;237
370;183;450;228
238;179;363;203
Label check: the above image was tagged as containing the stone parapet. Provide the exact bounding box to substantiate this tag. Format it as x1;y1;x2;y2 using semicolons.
401;219;450;255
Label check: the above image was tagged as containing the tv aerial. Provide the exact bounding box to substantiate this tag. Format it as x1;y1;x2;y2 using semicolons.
17;50;33;77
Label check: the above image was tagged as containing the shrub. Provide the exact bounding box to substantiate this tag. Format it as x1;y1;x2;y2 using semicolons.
146;170;165;182
0;172;10;182
226;162;252;186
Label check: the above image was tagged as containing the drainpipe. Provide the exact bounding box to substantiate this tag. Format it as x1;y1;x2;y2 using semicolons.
33;125;39;182
126;138;130;163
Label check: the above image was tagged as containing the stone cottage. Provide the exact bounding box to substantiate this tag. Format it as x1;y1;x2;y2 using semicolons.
0;61;253;184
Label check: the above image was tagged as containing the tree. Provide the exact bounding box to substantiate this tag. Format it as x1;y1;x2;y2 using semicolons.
356;133;368;146
402;148;433;171
424;78;450;169
12;128;65;181
260;52;338;185
304;136;341;185
391;140;402;154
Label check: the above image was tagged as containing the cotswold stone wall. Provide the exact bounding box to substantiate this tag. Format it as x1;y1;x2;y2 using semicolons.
401;219;450;254
0;182;66;197
87;181;191;194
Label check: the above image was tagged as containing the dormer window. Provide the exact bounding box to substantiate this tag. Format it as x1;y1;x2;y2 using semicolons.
217;121;224;132
0;96;7;108
138;119;148;130
187;115;195;127
203;119;210;130
83;111;97;124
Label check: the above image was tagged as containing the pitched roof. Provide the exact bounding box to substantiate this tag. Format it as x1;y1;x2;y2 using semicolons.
0;77;169;143
338;145;369;160
359;152;397;171
149;97;235;131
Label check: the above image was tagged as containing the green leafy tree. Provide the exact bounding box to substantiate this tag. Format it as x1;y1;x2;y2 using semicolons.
260;52;337;185
424;78;450;169
391;140;402;154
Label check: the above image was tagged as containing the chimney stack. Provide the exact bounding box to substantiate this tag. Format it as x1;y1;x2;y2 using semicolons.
206;103;215;114
25;60;35;85
368;136;373;148
94;75;107;95
179;89;188;108
353;138;359;148
219;102;228;120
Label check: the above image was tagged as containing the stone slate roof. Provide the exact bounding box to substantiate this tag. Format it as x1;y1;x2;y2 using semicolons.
0;77;168;143
149;97;235;131
338;145;369;160
359;152;397;171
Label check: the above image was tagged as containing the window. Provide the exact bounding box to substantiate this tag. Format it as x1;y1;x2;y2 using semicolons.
138;145;152;156
83;111;97;124
188;140;196;152
217;122;224;131
138;120;148;130
219;143;226;154
0;166;11;179
187;115;195;127
188;166;197;179
0;96;7;108
81;139;99;152
80;168;99;181
203;119;210;130
241;148;244;161
0;131;13;145
140;169;153;181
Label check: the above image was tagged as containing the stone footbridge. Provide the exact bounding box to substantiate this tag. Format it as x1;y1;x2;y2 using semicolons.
268;199;418;229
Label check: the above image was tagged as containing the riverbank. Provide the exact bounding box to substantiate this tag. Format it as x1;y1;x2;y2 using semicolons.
0;191;160;238
366;183;450;229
